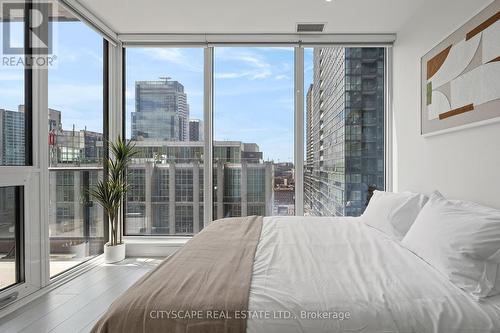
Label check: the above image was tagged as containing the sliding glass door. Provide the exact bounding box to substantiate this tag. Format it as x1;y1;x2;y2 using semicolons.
0;1;32;302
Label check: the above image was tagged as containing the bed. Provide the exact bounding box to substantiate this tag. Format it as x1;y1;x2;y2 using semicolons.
92;215;500;333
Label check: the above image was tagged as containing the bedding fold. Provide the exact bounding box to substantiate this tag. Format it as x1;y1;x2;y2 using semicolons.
91;215;263;333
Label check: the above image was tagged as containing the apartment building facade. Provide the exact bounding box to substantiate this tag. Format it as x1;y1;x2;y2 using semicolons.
125;140;274;235
305;47;385;217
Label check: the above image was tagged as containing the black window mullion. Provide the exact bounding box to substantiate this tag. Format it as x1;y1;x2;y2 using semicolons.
103;39;109;244
24;1;33;166
15;186;25;284
121;47;126;237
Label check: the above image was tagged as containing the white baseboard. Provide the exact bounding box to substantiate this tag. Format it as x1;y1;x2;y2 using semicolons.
124;237;189;257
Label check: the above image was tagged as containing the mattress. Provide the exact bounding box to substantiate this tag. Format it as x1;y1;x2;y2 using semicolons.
247;216;500;333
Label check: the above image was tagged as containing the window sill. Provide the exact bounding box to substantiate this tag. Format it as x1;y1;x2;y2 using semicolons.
124;237;191;257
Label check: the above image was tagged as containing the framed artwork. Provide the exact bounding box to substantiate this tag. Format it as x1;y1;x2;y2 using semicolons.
421;1;500;136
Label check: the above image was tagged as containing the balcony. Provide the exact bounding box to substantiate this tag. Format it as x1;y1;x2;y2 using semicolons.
48;166;105;276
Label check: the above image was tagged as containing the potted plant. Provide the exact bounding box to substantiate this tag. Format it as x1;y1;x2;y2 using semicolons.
88;136;137;263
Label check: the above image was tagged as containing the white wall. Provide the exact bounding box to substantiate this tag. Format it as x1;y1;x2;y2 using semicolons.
392;0;499;208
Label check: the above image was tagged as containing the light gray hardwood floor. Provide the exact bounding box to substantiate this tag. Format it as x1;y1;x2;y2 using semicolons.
0;257;162;333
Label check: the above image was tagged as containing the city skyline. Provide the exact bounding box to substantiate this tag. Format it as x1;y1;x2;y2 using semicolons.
0;22;313;163
0;22;383;254
125;47;307;163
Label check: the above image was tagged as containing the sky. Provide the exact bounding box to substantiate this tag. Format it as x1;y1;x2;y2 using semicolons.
0;21;104;133
127;47;314;162
0;22;25;114
1;21;314;163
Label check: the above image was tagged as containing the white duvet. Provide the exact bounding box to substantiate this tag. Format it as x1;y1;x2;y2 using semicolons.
247;216;500;333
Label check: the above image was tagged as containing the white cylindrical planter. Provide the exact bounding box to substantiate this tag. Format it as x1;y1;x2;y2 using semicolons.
70;241;89;258
104;243;126;264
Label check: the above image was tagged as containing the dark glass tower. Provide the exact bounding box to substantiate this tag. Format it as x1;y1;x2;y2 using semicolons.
132;78;190;141
305;47;385;216
0;108;25;165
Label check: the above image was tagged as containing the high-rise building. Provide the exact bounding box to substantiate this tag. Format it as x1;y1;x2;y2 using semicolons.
54;128;103;165
189;119;203;141
304;84;315;211
0;105;61;165
274;162;295;216
48;108;62;132
0;108;25;165
125;140;274;235
132;78;190;141
305;48;385;217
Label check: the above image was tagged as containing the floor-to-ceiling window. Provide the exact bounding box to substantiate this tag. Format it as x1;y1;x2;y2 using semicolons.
124;48;204;236
0;3;28;292
0;16;27;167
304;47;386;217
121;45;388;235
48;10;106;277
213;47;295;219
123;46;298;234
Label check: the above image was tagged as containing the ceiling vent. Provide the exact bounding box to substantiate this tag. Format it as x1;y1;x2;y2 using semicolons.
296;23;325;33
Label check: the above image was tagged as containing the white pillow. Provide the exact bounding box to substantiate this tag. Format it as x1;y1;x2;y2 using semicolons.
361;190;428;240
402;192;500;299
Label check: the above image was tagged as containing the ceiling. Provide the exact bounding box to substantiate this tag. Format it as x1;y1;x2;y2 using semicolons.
78;0;427;35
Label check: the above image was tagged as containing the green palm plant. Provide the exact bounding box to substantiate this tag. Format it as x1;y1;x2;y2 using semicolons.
88;136;137;246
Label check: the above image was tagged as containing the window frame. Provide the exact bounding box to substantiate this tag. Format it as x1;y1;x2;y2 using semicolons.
24;1;33;166
0;171;36;305
0;2;33;167
0;2;35;305
121;46;210;237
0;185;25;294
0;0;117;313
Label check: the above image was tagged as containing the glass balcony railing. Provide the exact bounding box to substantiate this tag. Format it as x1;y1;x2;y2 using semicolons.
48;167;105;277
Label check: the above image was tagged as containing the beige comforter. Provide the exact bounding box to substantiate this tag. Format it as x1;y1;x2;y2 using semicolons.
91;216;263;333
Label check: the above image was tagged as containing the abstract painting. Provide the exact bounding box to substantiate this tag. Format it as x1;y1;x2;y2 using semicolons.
421;1;500;136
